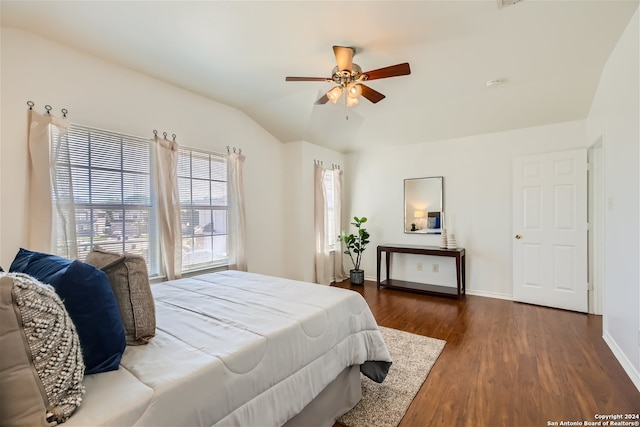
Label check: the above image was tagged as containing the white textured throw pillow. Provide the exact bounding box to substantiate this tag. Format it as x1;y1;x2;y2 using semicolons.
0;272;85;426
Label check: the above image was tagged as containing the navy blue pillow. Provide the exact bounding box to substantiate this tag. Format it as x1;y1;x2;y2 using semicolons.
10;248;126;374
8;248;35;272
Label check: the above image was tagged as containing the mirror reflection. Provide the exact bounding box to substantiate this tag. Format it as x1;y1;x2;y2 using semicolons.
404;176;444;234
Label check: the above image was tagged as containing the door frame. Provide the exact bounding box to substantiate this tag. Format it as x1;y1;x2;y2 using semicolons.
588;135;605;315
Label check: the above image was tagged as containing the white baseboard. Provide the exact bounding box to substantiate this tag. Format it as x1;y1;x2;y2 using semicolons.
367;276;514;301
602;331;640;393
465;289;513;301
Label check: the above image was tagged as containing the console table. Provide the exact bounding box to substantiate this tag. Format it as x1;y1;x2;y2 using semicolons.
377;244;466;300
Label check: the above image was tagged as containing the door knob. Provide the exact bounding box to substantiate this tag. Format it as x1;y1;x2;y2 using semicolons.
515;234;522;239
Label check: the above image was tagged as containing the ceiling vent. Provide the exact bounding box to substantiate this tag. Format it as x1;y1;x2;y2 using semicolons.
497;0;523;8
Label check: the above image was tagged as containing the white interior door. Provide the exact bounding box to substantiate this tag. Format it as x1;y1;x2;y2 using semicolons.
513;149;588;312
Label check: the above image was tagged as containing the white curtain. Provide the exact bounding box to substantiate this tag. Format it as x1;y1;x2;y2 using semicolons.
153;135;182;280
27;109;77;258
314;163;330;285
227;149;247;271
331;167;347;282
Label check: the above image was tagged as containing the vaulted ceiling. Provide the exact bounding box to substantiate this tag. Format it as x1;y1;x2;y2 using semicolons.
2;1;638;152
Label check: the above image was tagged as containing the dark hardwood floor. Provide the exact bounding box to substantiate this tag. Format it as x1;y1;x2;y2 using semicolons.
332;280;640;427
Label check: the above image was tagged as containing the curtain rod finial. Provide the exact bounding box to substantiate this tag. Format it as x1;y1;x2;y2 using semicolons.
226;146;243;154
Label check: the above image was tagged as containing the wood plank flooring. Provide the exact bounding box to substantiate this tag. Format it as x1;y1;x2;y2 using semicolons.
332;280;640;427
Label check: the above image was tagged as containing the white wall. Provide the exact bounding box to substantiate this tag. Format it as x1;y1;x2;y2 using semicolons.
283;140;344;282
587;9;639;390
0;28;286;277
345;120;588;299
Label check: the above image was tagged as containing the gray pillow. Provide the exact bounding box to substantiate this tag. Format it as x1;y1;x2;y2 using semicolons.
85;246;156;345
0;272;85;426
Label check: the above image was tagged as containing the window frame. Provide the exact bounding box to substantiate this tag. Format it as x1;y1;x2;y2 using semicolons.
323;169;338;252
51;123;229;277
177;146;230;273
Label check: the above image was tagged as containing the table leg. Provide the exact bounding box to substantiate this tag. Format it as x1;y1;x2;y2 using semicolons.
461;253;466;295
386;251;391;287
455;254;462;300
377;247;382;289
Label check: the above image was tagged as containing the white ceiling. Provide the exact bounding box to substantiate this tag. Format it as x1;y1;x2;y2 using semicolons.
2;0;638;153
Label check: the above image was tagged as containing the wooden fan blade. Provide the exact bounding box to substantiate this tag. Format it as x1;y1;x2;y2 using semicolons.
315;93;330;105
360;84;386;104
286;76;332;82
333;46;354;72
362;63;411;81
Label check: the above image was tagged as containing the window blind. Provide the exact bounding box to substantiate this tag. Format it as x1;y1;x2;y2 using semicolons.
51;124;228;276
177;147;229;271
53;125;160;274
323;170;337;250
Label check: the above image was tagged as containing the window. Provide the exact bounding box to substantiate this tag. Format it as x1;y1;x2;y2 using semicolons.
323;170;338;251
51;124;227;276
177;148;228;271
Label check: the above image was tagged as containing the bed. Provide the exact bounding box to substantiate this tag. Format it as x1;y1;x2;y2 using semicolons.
59;270;392;426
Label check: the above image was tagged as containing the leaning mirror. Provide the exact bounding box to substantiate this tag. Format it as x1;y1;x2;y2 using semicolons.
404;176;444;234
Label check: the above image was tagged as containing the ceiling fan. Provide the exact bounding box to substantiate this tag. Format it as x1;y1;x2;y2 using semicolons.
285;46;411;107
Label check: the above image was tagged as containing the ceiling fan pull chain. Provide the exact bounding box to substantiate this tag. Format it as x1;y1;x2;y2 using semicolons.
344;93;349;120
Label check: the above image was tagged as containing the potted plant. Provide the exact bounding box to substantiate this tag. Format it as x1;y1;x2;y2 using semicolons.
338;216;370;285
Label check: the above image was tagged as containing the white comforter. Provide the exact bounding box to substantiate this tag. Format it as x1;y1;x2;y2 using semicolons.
66;270;391;427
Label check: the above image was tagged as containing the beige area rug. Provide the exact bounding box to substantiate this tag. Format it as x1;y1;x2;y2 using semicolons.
338;326;446;427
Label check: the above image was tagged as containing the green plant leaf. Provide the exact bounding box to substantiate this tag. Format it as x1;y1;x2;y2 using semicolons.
340;215;370;271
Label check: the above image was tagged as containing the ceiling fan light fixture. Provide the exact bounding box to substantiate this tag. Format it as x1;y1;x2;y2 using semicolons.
346;95;360;107
285;45;411;108
327;86;343;104
347;83;362;99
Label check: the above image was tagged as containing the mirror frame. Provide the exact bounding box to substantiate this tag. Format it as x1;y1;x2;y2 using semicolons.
404;176;444;234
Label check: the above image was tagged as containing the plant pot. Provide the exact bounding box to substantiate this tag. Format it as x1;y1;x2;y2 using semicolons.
350;269;365;285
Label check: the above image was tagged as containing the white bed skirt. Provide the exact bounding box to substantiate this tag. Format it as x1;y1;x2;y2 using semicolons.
284;365;361;427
